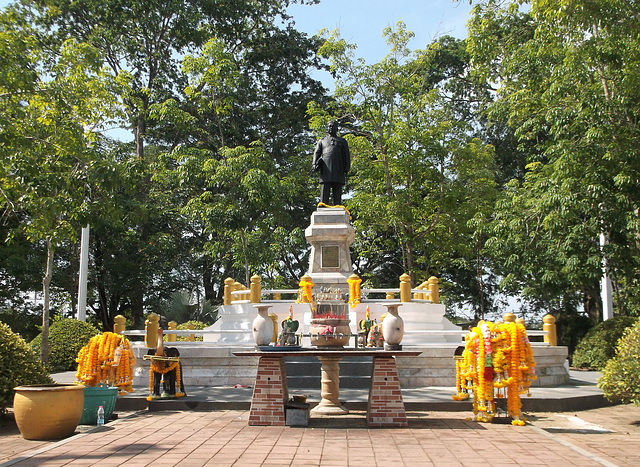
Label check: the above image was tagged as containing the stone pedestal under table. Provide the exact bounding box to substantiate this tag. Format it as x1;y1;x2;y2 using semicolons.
234;350;421;427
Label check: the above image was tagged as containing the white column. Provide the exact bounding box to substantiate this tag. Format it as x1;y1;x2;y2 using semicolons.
600;233;614;320
77;225;90;321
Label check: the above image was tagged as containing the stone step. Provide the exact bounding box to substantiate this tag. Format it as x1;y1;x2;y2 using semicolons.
130;344;569;388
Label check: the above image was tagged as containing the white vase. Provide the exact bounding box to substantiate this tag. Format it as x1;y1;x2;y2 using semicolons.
252;305;273;346
382;304;404;346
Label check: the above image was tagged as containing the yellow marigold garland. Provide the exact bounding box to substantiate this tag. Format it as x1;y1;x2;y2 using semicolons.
147;360;185;401
453;321;537;425
347;275;362;308
317;202;351;219
296;278;314;304
76;332;135;395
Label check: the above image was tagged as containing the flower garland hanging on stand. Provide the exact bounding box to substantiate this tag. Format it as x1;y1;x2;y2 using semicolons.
76;332;136;395
453;321;536;425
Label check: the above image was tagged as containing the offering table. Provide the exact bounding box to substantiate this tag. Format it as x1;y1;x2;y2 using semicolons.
233;349;421;427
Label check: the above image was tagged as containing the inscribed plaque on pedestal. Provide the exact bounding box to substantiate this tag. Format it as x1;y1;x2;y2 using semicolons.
321;246;340;268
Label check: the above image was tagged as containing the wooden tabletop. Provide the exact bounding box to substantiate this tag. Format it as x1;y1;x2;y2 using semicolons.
233;349;422;358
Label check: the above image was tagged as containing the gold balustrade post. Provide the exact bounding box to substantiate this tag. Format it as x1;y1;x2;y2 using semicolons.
400;273;412;303
543;314;557;346
113;315;126;335
224;277;235;305
427;276;440;304
167;321;177;342
250;275;262;303
144;313;160;348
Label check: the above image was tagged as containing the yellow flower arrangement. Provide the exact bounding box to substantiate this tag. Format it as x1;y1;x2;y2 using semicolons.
76;332;135;395
347;275;362;308
453;320;537;425
296;278;314;304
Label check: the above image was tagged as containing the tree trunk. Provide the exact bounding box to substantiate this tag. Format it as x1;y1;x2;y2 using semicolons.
41;238;54;366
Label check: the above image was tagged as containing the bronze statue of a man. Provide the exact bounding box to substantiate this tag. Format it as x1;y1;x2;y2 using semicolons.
312;121;351;206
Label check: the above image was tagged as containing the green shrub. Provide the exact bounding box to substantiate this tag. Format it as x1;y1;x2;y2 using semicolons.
598;318;640;405
571;316;637;369
30;318;100;373
175;320;207;342
0;321;52;412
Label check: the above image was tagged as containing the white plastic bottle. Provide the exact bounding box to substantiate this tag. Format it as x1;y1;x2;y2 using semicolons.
97;405;105;426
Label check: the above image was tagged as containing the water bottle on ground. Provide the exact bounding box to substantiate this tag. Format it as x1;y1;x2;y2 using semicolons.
97;405;105;426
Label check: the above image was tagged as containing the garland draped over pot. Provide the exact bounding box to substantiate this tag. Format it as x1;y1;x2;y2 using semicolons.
453;321;537;425
76;332;135;395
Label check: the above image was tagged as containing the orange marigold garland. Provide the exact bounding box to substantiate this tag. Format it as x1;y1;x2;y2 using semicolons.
76;332;135;395
296;278;314;304
146;360;185;401
347;275;362;308
453;320;537;425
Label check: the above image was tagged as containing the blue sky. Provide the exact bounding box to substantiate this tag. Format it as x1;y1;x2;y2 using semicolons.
0;0;474;61
287;0;474;63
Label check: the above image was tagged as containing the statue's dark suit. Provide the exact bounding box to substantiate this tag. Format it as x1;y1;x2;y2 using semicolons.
312;123;351;206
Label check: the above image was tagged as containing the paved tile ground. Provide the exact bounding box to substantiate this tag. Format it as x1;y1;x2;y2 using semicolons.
2;404;639;467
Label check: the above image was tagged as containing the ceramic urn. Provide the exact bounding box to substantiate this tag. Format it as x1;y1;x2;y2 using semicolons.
382;303;404;346
252;304;274;346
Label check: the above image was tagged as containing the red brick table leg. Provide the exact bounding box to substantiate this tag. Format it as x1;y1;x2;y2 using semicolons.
367;356;408;427
248;356;289;426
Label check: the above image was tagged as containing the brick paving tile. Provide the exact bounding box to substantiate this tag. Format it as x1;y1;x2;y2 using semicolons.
1;407;640;466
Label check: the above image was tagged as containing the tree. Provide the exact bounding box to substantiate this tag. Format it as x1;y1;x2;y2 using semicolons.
0;8;120;362
310;23;497;317
467;0;640;321
24;0;327;325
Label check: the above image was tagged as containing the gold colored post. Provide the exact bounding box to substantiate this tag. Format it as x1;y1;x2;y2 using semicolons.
269;313;279;343
543;314;557;346
167;321;177;342
386;292;395;300
113;315;126;335
144;313;160;348
187;323;195;342
503;312;516;323
250;275;261;303
427;276;440;304
400;273;412;303
224;277;235;305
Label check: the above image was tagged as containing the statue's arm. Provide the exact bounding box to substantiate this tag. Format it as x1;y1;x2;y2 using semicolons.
312;140;323;171
343;140;351;174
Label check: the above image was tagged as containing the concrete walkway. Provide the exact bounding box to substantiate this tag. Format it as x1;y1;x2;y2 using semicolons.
2;370;639;466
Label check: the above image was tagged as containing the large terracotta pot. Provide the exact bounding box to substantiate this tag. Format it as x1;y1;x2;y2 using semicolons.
13;384;85;440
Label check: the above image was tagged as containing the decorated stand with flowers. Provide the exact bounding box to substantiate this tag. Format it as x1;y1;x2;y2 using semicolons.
75;332;135;424
143;329;186;400
453;320;536;425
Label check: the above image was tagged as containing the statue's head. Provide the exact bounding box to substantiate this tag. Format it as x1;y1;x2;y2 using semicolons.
327;120;338;136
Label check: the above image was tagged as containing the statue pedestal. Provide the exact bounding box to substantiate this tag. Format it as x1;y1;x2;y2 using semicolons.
305;208;355;292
